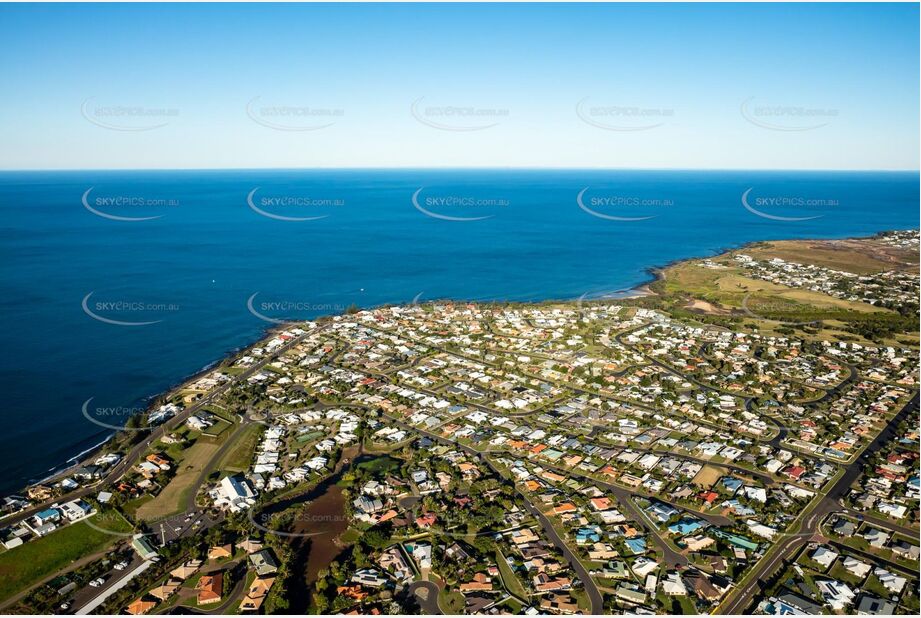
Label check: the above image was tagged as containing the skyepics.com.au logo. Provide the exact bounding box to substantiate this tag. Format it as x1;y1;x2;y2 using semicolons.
411;97;509;131
247;507;347;539
81;98;179;131
82;187;179;222
82;292;179;326
740;97;838;132
81;397;149;432
246;188;344;222
576;97;674;131
246;97;344;131
411;187;509;222
740;293;821;326
84;509;203;538
247;293;346;324
741;188;838;222
577;187;673;221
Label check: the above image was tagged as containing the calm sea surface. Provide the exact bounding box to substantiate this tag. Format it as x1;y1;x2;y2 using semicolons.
0;169;917;493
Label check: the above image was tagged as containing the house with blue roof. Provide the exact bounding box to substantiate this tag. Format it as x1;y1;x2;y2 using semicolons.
668;518;704;536
710;529;758;552
33;507;61;526
625;537;647;555
721;499;756;517
720;477;743;493
575;526;602;545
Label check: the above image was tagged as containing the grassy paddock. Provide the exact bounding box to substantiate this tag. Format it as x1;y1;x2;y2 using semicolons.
216;423;263;473
0;514;131;602
136;440;221;520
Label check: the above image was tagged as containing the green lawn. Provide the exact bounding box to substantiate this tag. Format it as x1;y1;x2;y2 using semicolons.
828;562;864;587
136;439;221;520
121;494;154;518
494;549;528;600
862;574;892;599
356;455;401;476
500;597;523;614
202;419;233;438
655;591;697;614
570;587;592;612
0;514;132;602
216;423;263;472
438;588;464;613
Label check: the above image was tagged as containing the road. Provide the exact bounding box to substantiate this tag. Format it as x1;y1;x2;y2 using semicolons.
0;547;119;612
408;580;442;614
518;456;695;568
358;318;918;614
589;434;785;489
2;327;322;615
838;504;918;539
68;553;144;614
718;391;918;614
518;498;606;613
74;559;154;615
383;416;605;614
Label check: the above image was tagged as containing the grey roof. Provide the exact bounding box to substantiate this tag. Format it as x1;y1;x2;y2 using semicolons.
856;595;896;615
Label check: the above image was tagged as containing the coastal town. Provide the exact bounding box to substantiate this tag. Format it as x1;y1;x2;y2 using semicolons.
0;231;918;615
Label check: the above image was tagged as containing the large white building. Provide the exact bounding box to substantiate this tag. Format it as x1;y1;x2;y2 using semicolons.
213;475;257;512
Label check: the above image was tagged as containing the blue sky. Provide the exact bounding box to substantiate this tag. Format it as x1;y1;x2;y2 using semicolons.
0;2;917;170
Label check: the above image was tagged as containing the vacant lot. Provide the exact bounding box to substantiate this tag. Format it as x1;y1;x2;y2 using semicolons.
216;423;263;473
669;261;885;310
746;239;910;274
136;439;221;521
0;514;131;602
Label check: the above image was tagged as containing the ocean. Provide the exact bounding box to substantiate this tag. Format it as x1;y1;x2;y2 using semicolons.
0;169;917;494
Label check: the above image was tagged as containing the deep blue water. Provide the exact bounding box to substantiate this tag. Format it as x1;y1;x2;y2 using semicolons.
0;169;917;494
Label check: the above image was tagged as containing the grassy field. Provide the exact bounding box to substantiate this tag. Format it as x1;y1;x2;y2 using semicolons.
136;440;221;520
662;262;886;315
215;423;263;473
494;549;528;600
644;238;920;347
201;419;233;438
121;494;154;518
438;588;464;613
0;514;132;602
569;586;592;612
356;455;402;475
744;239;912;274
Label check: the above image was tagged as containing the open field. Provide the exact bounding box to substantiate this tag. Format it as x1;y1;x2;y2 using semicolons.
643;233;919;349
215;422;263;473
662;262;888;315
0;514;131;602
495;548;529;600
136;440;222;521
743;240;895;274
